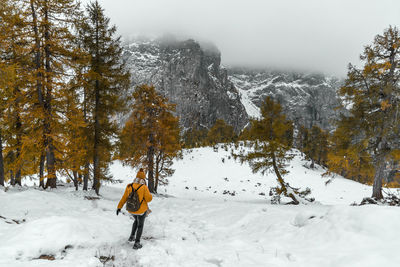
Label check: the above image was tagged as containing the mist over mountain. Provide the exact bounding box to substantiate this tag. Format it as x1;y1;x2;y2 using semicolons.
123;36;342;131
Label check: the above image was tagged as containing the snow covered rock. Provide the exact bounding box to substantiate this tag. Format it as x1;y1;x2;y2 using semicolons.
229;68;342;130
123;37;248;132
123;37;343;132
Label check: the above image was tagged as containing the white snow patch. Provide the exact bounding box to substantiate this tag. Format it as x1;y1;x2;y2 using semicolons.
0;145;399;266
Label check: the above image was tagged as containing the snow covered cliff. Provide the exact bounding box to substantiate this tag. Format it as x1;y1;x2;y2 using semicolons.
123;37;248;132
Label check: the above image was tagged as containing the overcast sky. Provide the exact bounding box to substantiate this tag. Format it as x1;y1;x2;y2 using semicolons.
81;0;400;77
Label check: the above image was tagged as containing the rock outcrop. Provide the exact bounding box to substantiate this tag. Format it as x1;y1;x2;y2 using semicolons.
123;38;249;132
123;37;342;133
229;68;342;130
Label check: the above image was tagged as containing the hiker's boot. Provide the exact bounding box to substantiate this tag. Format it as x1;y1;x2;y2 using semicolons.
133;241;142;250
128;236;135;242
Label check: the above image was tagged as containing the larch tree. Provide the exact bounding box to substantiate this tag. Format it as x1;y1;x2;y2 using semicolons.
236;96;309;204
62;75;88;190
0;0;32;186
153;106;181;192
80;1;130;194
28;0;46;187
5;15;30;186
338;26;400;199
0;0;14;186
118;84;181;193
25;0;83;188
0;74;6;185
325;116;374;184
0;0;16;186
206;119;236;145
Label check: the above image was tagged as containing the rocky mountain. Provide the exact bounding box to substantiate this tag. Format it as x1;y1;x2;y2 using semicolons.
123;37;342;133
229;68;342;130
122;37;248;132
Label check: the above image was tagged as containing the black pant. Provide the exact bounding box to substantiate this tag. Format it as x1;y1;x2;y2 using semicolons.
130;213;146;242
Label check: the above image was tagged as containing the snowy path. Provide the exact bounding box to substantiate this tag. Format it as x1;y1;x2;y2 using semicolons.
2;186;400;267
125;196;400;267
1;146;400;266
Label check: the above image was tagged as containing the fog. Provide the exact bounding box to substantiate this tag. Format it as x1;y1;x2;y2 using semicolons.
81;0;400;76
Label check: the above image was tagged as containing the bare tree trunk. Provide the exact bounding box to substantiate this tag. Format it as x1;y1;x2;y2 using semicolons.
154;174;159;192
39;152;45;188
10;171;15;186
272;153;299;204
43;1;57;189
92;79;100;195
14;110;22;186
72;170;78;191
83;163;89;191
372;157;385;199
30;0;46;190
147;133;155;193
0;130;4;187
154;152;161;193
14;169;21;186
92;152;99;194
45;145;57;188
83;80;89;191
92;16;101;195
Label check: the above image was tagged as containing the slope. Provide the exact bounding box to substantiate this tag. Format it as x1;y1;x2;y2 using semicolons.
0;145;399;267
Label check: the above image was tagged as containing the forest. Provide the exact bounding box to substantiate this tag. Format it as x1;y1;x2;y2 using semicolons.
1;1;400;204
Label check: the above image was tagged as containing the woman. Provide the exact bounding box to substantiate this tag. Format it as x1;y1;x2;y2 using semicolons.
117;168;153;249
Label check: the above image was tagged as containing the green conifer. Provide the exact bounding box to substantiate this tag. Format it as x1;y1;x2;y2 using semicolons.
80;1;130;194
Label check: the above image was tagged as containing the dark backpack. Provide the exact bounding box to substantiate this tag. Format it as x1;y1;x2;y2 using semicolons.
126;184;144;212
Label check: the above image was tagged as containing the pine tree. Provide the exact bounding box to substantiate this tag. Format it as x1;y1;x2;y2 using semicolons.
80;1;130;194
338;26;400;199
70;21;92;190
236;96;306;204
118;84;181;193
56;10;92;191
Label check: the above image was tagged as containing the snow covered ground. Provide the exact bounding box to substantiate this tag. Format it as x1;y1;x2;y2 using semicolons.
1;145;400;267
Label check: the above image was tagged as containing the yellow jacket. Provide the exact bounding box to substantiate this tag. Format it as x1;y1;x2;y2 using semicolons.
117;183;153;214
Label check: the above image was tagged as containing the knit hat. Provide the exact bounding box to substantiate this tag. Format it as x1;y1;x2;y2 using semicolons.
136;168;146;180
